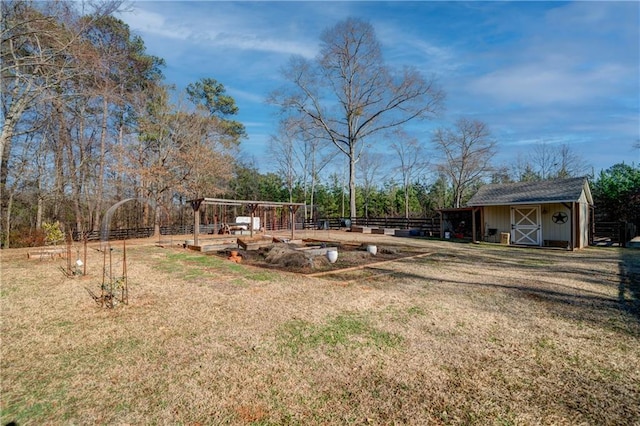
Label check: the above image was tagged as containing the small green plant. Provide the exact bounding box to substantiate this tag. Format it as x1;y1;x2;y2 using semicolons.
42;221;65;246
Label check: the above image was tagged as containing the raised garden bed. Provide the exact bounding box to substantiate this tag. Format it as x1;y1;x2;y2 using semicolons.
209;239;425;276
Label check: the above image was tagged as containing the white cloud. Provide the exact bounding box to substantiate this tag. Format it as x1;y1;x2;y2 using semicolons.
198;30;315;58
120;3;317;58
228;87;266;105
469;62;629;106
120;8;191;40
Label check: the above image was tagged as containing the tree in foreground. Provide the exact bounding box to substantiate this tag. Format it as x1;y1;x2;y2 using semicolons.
432;118;496;208
269;17;444;220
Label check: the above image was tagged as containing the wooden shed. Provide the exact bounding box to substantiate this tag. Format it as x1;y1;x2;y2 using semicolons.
467;177;593;250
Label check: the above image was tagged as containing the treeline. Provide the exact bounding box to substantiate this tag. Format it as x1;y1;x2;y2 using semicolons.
2;1;244;247
2;2;638;248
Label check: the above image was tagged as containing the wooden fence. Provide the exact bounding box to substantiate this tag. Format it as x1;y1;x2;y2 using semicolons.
307;217;441;235
73;225;194;242
352;217;440;233
74;217;443;242
592;221;637;247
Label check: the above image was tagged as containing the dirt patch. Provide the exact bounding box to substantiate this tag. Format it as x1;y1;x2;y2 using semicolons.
211;240;420;275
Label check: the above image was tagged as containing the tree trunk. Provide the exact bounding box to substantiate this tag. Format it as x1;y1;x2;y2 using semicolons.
36;195;44;229
349;144;357;220
405;190;410;219
0;82;34;187
117;123;124;199
4;192;13;249
56;100;84;232
93;96;108;231
0;86;32;232
154;204;161;239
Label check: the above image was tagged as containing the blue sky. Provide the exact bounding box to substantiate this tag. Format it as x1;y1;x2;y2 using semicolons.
117;1;640;176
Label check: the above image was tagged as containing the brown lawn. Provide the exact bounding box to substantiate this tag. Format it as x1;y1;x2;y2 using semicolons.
1;230;639;425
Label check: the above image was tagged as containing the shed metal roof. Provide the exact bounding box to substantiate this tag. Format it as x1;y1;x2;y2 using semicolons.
467;177;593;206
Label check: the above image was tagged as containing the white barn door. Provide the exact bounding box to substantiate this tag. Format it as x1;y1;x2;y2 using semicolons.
511;206;541;246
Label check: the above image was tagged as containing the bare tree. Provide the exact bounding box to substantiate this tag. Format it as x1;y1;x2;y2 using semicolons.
531;141;558;180
432;118;496;208
300;128;333;221
391;130;429;218
556;143;590;178
268;117;333;219
356;150;387;219
512;141;591;181
269;17;444;220
267;119;298;203
0;0;121;186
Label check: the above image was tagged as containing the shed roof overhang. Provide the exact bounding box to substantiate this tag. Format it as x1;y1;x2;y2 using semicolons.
468;199;581;207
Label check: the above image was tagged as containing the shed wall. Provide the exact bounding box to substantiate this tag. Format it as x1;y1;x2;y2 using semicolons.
482;203;574;245
482;206;511;241
540;203;572;244
579;201;590;248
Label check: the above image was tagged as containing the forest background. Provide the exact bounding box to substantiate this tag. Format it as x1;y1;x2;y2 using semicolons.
2;1;639;248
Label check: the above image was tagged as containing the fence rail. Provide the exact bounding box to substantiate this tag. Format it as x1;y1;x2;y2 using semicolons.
73;225;194;242
307;217;441;234
76;217;443;242
352;217;440;232
593;221;637;247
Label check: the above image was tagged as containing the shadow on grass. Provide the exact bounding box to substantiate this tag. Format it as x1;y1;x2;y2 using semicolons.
619;249;640;320
358;248;640;336
393;268;638;336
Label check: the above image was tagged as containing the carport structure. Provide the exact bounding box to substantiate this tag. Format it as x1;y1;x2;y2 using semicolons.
187;198;306;246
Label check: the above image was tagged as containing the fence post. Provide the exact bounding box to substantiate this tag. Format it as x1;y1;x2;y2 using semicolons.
620;221;627;248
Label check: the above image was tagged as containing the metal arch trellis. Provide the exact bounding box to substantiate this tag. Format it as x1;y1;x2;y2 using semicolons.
88;198;158;308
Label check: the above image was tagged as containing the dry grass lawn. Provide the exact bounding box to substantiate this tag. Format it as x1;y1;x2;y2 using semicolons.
1;231;639;425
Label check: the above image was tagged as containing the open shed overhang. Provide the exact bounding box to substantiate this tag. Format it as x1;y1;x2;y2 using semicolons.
186;197;307;246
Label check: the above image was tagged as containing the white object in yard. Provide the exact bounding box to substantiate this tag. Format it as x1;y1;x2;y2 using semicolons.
326;249;338;263
76;259;83;266
235;216;260;230
367;245;377;255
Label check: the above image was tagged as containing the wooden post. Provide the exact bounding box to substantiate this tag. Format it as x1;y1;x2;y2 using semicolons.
571;202;575;250
122;239;128;305
83;234;87;276
191;199;203;247
248;203;258;237
471;207;478;243
288;205;301;240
